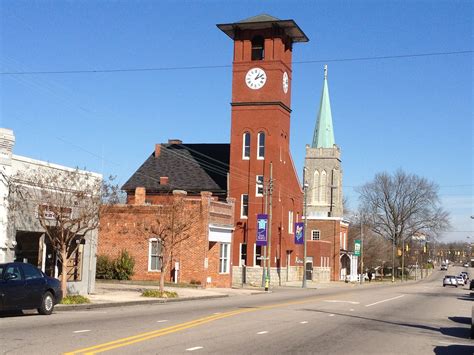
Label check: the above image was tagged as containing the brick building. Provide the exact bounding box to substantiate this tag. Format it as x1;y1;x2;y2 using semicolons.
99;190;235;288
217;15;307;286
304;66;355;282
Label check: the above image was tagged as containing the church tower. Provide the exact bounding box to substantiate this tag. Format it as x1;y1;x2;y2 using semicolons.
218;15;308;285
304;66;348;282
305;65;343;218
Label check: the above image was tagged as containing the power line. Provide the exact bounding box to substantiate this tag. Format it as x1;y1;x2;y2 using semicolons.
1;50;471;75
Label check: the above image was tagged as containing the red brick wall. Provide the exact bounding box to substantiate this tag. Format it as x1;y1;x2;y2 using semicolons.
98;195;233;288
306;219;347;281
228;29;304;271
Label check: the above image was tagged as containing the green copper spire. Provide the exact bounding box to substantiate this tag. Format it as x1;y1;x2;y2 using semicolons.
312;65;335;148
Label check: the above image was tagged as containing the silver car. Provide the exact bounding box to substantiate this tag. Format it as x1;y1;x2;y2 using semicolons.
443;275;457;287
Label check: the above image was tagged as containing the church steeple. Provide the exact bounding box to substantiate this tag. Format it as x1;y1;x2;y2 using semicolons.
312;65;335;148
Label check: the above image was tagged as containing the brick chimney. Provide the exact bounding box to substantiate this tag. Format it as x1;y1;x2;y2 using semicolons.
168;139;182;145
160;176;169;185
155;144;161;158
134;187;146;205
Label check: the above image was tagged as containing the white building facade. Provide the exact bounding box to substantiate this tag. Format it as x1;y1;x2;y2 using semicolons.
0;128;101;294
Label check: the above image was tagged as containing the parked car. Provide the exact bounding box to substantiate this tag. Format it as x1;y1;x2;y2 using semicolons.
455;276;465;286
440;264;448;271
463;262;470;267
443;275;457;287
460;272;469;283
0;262;62;315
470;279;474;290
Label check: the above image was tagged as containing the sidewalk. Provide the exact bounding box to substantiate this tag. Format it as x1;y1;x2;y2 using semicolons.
56;282;265;311
57;279;403;311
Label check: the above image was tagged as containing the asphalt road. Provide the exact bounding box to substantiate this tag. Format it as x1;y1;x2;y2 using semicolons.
1;267;473;355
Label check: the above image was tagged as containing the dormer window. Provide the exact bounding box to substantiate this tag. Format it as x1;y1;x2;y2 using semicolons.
251;36;264;60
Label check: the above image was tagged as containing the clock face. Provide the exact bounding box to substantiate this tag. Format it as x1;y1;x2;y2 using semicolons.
245;68;267;90
282;72;289;94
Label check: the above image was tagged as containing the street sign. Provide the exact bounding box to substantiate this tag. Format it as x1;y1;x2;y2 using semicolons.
354;239;361;256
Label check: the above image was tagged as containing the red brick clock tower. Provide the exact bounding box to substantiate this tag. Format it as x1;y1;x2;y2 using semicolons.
218;15;308;285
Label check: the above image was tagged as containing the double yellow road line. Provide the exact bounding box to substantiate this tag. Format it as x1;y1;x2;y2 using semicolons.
65;295;327;354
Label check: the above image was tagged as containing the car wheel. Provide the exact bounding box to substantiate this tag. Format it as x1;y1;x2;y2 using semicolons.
38;291;54;315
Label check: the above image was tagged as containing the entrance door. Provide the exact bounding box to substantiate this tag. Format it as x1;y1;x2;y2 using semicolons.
305;257;313;281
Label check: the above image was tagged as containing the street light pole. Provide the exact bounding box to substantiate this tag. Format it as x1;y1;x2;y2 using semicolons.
360;215;364;284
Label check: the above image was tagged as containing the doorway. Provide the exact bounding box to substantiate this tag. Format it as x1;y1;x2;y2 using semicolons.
305;256;313;281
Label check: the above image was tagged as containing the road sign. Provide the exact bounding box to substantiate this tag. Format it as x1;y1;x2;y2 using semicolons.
354;239;361;256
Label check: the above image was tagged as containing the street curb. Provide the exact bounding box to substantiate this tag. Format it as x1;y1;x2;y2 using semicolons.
55;294;229;312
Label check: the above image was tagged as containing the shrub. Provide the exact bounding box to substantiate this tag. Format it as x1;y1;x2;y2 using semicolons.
142;289;178;298
113;249;135;280
96;255;114;279
61;295;90;304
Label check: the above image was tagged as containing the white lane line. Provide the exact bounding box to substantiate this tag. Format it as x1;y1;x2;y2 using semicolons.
328;314;335;317
349;309;355;312
300;321;308;324
213;312;221;315
365;295;405;307
186;346;203;351
157;320;168;323
257;331;268;334
73;330;91;333
324;300;360;305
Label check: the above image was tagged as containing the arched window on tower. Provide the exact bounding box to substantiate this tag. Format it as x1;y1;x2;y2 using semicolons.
251;36;265;61
257;131;265;159
242;132;250;159
332;169;338;203
320;170;327;203
312;170;320;203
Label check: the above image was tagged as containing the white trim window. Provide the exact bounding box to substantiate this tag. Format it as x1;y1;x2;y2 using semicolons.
257;131;265;159
311;230;320;241
148;238;162;272
242;132;250;159
254;244;263;267
256;175;264;197
288;211;294;234
219;243;230;274
241;194;249;218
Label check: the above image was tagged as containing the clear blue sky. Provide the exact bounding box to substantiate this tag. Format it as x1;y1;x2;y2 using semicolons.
1;1;472;242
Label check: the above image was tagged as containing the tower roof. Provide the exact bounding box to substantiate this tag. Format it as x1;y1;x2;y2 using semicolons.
217;14;309;43
312;65;335;148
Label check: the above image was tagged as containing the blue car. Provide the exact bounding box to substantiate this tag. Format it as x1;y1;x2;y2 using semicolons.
0;262;63;315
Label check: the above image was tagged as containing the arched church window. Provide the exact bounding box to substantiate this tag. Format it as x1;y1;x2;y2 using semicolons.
257;131;265;159
320;170;327;203
312;170;320;203
251;36;265;61
332;169;338;203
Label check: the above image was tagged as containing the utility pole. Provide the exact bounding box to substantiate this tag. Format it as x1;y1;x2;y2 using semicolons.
392;237;396;283
267;162;273;286
261;178;268;287
302;167;308;288
360;215;364;284
401;238;405;282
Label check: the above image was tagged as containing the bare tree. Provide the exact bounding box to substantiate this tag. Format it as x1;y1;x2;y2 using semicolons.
140;192;203;292
7;167;119;296
358;170;450;272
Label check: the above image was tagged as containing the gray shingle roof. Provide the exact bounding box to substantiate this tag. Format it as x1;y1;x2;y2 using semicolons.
122;143;230;198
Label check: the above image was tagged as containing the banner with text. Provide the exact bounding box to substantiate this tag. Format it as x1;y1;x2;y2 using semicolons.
354;239;361;256
256;214;268;246
295;222;304;244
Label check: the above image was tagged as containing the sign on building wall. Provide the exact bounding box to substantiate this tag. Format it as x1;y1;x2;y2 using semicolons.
354;239;361;256
294;222;304;244
256;214;268;246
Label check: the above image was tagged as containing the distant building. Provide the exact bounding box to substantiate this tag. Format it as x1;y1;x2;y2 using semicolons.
304;67;355;281
0;128;101;294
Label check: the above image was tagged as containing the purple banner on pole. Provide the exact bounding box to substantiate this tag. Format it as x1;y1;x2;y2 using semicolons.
295;222;304;244
256;214;268;246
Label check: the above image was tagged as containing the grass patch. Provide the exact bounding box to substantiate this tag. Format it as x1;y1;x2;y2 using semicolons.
141;289;178;298
61;295;91;304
